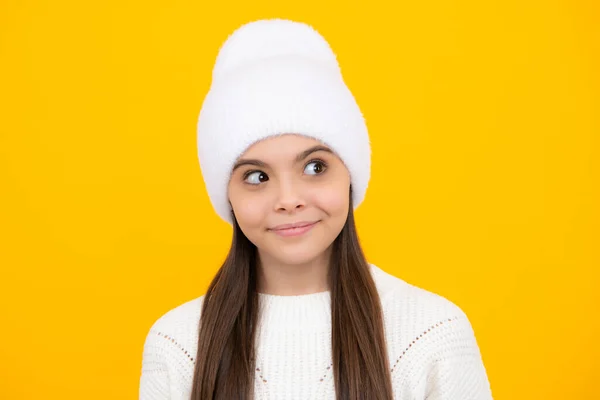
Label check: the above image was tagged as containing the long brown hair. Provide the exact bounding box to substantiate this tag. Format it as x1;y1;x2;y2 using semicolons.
191;188;393;399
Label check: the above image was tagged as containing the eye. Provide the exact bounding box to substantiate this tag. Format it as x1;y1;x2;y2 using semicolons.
244;171;269;185
304;160;327;175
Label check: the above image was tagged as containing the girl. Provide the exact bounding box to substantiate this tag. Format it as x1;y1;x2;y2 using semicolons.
139;18;493;400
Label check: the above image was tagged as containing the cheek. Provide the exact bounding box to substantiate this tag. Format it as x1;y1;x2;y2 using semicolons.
310;179;350;218
230;193;268;231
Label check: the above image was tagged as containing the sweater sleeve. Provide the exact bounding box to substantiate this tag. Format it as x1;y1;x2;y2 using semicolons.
139;327;171;400
424;313;493;400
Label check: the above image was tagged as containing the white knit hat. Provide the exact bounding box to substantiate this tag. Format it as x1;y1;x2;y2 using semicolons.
196;18;371;225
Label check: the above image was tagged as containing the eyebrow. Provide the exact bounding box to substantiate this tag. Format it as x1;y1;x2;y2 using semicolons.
231;145;333;173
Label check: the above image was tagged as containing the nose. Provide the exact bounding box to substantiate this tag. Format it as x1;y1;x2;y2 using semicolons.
274;178;305;213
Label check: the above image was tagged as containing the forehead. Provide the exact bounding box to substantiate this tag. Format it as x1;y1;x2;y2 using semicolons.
241;133;328;158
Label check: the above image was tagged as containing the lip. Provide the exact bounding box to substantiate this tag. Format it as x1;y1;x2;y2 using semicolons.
269;220;320;237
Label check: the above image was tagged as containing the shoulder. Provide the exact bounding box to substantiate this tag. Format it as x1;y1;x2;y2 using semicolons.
370;263;467;324
139;295;206;398
370;263;477;354
142;295;206;362
369;264;492;398
147;295;206;338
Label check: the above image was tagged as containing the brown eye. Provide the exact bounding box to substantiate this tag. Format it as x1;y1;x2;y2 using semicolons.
244;171;269;185
304;160;327;175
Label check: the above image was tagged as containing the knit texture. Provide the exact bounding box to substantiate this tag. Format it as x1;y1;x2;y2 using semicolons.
139;264;493;399
196;19;371;225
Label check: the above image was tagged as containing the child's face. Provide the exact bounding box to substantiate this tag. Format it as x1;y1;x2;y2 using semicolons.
227;134;350;266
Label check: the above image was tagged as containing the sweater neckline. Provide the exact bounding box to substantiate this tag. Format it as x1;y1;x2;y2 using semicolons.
254;264;381;331
257;289;332;331
257;290;331;299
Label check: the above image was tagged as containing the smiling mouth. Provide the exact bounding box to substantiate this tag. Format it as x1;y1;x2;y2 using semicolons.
269;221;320;237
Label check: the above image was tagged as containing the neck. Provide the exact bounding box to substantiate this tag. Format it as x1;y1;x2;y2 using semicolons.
256;247;332;296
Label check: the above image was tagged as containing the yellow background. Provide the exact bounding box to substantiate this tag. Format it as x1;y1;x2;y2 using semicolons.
1;0;598;398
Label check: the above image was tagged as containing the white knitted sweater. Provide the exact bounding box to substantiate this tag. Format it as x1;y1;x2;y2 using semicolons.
139;264;493;399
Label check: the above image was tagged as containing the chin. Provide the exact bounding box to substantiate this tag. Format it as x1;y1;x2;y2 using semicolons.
268;244;325;266
276;251;320;266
